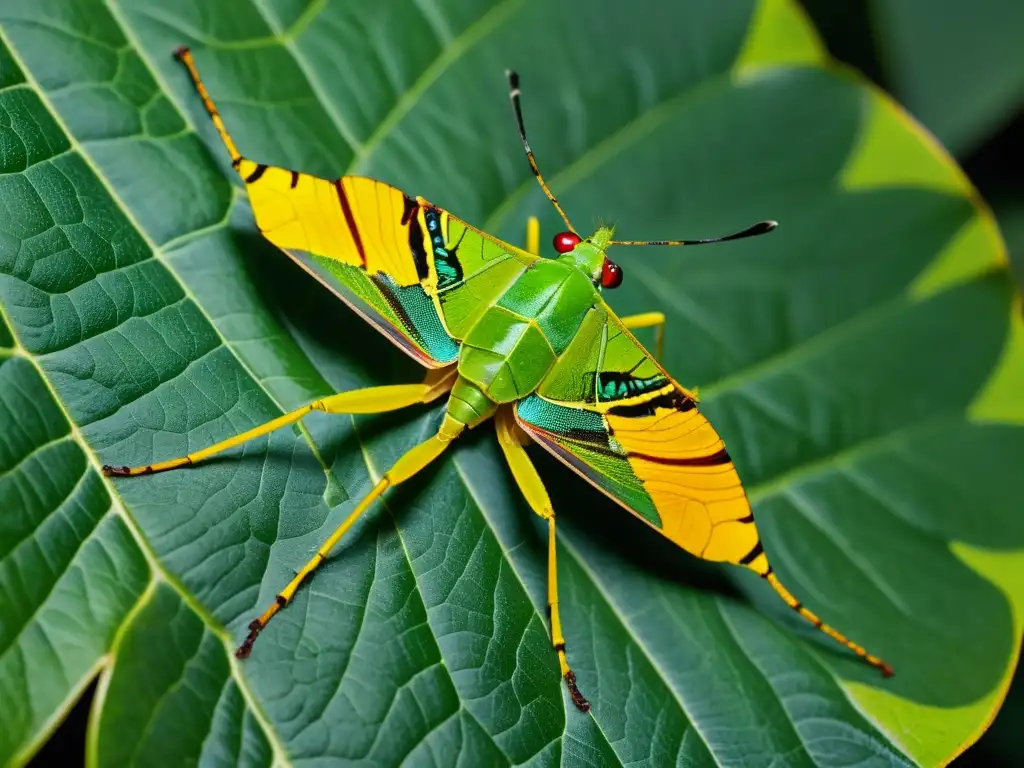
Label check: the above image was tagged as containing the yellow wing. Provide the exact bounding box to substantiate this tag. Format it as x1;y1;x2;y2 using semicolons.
514;304;765;569
239;163;536;368
176;47;537;367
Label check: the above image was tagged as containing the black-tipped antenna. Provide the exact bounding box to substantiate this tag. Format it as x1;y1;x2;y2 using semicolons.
505;70;576;234
609;220;778;246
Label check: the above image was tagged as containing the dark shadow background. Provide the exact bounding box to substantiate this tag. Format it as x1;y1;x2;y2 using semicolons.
31;1;1022;765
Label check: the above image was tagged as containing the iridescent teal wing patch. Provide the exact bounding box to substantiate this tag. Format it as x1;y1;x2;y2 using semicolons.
273;177;539;368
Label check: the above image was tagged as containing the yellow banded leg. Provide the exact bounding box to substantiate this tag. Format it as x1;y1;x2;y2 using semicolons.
237;412;466;658
102;369;456;477
620;311;666;362
174;47;243;168
495;407;590;712
741;546;894;676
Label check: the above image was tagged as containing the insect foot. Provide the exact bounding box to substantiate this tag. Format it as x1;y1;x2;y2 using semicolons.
235;619;264;659
564;671;591;713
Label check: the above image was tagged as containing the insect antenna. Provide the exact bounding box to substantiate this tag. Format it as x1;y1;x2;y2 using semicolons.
505;71;576;234
609;219;778;246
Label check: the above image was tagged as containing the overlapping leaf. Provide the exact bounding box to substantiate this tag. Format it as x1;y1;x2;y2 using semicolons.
869;0;1024;156
1;1;1022;766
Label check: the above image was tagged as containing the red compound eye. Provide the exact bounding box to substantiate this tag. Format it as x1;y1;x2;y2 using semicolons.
553;231;582;253
601;259;623;289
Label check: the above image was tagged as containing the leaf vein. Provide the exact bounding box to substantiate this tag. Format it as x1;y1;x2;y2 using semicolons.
349;0;525;173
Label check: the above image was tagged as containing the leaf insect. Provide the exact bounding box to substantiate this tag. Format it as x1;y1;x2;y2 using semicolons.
104;48;893;712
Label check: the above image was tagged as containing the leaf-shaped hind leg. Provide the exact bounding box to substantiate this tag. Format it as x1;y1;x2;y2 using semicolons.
495;407;590;712
237;411;466;657
103;367;457;477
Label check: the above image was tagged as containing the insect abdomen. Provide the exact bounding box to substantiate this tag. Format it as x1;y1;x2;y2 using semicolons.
446;376;498;428
458;307;556;402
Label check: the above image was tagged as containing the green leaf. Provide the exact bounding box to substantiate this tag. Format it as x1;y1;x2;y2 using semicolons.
868;0;1024;156
0;1;1021;766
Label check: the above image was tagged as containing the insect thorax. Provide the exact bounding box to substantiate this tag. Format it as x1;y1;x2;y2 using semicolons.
453;261;598;411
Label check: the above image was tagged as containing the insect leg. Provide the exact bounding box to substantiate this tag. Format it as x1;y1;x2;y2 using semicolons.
619;312;666;361
526;216;540;256
237;412;466;657
495;407;590;712
102;371;456;477
740;544;894;676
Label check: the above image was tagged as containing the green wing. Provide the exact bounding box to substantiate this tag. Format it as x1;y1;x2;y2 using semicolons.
514;304;765;568
238;164;536;367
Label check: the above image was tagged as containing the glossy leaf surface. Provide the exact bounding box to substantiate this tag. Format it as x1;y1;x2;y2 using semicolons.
1;1;1022;766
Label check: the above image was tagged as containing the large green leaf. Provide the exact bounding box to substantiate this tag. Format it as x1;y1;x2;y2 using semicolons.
1;1;1021;766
